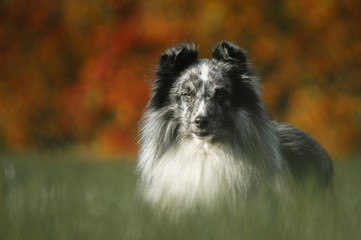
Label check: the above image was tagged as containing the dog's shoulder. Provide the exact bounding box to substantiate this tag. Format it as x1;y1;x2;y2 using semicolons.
273;121;333;187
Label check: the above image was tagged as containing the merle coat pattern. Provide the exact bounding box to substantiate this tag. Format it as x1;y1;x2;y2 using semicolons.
137;41;333;213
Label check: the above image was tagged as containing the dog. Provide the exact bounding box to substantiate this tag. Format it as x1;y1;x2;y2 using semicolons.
137;41;333;214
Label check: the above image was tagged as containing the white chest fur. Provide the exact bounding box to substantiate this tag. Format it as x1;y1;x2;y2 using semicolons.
141;139;258;211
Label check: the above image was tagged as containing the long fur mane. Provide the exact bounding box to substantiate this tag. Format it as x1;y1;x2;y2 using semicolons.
137;42;286;214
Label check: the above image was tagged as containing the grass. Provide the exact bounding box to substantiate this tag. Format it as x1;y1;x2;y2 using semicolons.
0;151;360;240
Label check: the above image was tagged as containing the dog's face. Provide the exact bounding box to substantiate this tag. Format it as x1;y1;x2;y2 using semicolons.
172;60;232;139
149;41;262;141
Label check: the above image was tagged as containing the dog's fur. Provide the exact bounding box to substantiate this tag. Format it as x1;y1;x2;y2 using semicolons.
137;41;333;213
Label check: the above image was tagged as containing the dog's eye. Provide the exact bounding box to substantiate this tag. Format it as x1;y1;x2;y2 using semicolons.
182;92;193;100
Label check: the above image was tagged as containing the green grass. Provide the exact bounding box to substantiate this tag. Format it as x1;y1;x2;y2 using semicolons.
0;152;360;240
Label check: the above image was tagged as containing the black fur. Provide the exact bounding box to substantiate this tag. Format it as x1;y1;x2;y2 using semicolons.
149;44;198;110
137;41;333;214
275;122;333;187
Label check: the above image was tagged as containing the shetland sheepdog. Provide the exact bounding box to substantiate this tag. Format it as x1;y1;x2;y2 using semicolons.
137;41;333;214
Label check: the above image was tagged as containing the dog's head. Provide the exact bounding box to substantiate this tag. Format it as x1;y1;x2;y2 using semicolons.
149;41;262;140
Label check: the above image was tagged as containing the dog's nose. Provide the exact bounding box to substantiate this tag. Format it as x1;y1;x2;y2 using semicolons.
194;116;209;129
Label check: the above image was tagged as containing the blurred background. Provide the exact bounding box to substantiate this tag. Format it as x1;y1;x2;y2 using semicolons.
0;0;361;159
1;1;361;239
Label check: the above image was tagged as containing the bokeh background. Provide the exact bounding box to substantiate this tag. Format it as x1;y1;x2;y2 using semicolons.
1;1;361;239
1;0;361;159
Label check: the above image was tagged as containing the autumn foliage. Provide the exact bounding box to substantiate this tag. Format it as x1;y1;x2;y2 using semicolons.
0;0;360;158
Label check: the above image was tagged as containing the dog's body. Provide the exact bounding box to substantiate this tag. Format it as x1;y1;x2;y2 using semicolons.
137;41;333;213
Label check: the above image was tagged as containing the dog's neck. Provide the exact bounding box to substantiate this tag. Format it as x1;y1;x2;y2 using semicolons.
141;138;259;213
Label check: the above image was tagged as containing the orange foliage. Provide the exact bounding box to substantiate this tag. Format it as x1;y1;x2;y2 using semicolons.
0;0;360;158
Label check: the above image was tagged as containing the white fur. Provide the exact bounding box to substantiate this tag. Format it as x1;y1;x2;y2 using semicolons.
196;100;206;116
140;137;259;213
137;49;287;216
137;42;332;217
200;64;209;81
138;108;286;216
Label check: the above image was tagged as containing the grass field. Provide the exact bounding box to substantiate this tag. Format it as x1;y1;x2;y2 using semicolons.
0;152;360;240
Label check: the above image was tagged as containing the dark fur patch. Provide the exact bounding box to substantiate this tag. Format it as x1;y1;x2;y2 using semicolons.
212;41;262;115
139;41;333;201
149;44;198;110
212;41;248;64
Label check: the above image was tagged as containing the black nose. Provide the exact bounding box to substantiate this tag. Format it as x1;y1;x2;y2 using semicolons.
194;116;209;129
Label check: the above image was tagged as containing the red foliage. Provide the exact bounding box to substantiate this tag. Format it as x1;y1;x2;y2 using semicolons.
0;0;360;158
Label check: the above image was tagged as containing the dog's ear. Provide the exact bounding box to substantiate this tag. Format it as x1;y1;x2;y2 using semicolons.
150;44;198;110
212;41;248;65
213;41;261;112
159;44;198;72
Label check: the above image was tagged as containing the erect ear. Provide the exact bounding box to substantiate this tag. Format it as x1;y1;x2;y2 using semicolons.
213;41;261;112
212;41;248;65
149;44;198;110
159;43;198;73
